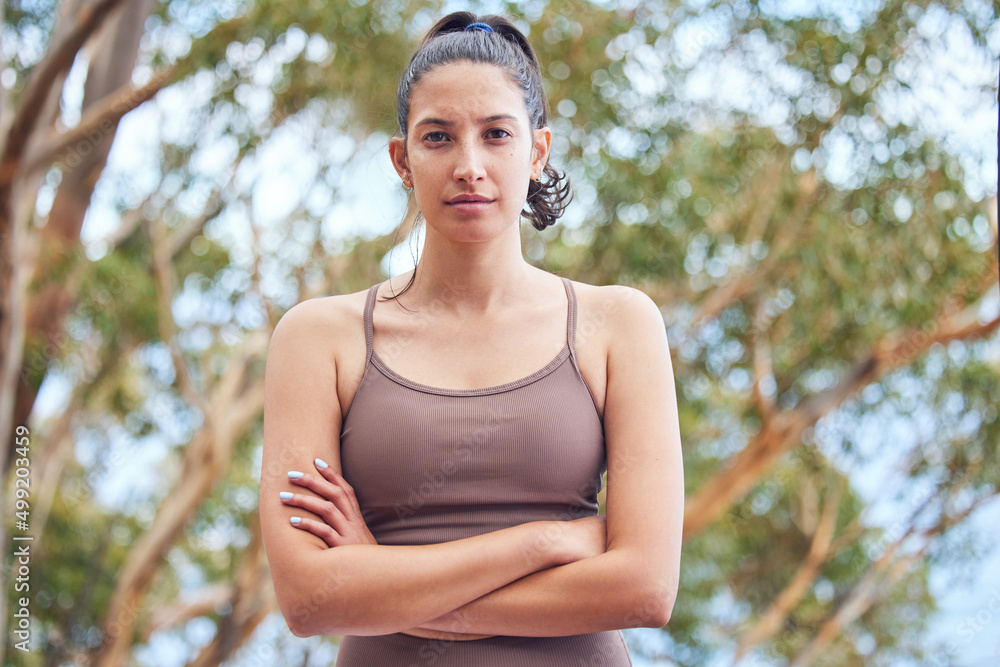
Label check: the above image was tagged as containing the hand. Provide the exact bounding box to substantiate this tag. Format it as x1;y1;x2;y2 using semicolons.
280;458;377;548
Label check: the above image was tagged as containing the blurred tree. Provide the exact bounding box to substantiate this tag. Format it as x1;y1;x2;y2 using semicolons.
1;0;996;665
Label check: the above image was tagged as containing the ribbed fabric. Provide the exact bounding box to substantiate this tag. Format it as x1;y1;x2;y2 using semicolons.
337;278;631;666
335;630;633;666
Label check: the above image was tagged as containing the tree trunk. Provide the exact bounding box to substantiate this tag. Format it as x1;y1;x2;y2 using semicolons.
7;0;155;467
91;332;268;667
185;513;278;667
0;0;133;469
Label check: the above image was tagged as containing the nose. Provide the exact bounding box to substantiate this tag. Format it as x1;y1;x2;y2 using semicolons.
453;142;486;183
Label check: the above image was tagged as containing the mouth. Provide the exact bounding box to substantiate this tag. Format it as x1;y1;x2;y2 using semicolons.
447;194;495;212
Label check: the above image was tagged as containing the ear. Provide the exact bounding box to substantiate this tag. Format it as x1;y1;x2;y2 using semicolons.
530;126;552;180
389;136;411;186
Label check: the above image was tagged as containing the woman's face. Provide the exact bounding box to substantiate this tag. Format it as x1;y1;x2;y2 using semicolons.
390;61;551;244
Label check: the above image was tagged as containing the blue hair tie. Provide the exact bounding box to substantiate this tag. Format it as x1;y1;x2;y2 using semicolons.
465;22;494;34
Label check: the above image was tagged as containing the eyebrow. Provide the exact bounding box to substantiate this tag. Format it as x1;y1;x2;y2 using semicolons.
414;114;520;128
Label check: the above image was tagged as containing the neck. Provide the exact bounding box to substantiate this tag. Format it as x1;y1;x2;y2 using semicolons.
403;224;533;313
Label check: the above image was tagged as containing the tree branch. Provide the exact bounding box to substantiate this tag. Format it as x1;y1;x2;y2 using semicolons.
788;491;992;667
22;66;176;178
92;331;268;667
0;0;128;191
185;513;278;667
139;583;234;642
684;295;1000;540
166;155;245;259
749;296;776;421
149;218;203;408
691;171;822;329
734;482;842;663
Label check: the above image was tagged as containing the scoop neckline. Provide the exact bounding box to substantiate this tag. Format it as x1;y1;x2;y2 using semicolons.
368;345;572;397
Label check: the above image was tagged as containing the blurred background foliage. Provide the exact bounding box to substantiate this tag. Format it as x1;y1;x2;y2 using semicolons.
1;0;997;665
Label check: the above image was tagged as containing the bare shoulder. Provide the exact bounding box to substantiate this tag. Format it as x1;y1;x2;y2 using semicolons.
566;280;665;344
266;289;374;410
269;289;369;354
264;288;374;449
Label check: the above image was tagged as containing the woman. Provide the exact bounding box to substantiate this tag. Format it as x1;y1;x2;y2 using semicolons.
260;12;684;666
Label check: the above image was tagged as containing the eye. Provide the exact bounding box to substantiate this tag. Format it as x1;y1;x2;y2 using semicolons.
423;131;449;143
485;128;512;140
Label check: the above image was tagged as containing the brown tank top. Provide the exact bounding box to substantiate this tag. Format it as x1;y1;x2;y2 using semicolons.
339;277;606;546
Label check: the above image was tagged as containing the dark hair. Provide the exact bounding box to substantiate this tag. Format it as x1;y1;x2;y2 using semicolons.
395;12;571;231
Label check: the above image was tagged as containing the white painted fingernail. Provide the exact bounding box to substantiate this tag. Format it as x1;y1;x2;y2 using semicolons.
290;517;301;525
314;458;328;469
287;471;304;479
279;492;293;500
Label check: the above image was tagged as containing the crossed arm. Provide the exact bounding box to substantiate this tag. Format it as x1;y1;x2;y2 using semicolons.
259;288;683;638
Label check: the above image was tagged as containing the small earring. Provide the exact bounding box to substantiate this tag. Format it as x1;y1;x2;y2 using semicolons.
402;180;412;191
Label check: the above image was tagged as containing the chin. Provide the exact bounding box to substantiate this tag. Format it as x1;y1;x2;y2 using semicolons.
431;215;520;243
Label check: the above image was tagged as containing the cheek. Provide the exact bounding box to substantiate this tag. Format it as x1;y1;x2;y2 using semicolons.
408;156;436;183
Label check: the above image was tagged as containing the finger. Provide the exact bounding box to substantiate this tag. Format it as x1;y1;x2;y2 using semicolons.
280;491;353;535
289;515;342;548
306;463;376;545
287;470;356;519
313;459;364;514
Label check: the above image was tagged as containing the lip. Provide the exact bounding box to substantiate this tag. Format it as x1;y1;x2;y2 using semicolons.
447;193;494;204
446;193;495;213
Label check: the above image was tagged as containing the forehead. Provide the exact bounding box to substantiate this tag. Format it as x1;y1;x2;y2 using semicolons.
408;61;528;127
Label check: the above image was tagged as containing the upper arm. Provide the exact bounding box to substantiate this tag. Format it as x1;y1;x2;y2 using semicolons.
601;287;684;593
259;298;351;609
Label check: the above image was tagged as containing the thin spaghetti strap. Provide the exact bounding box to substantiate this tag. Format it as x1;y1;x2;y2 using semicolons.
561;277;578;356
362;283;380;362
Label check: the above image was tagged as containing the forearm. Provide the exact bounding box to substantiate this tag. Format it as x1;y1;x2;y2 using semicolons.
277;521;567;637
415;549;676;637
